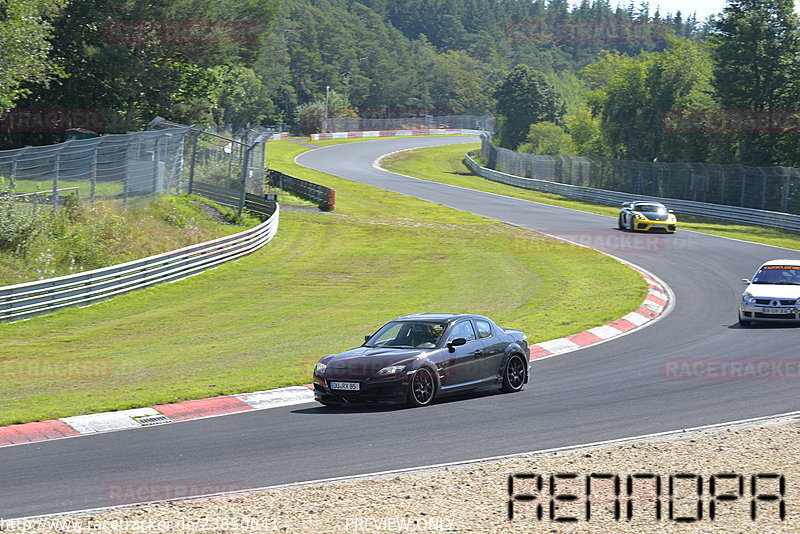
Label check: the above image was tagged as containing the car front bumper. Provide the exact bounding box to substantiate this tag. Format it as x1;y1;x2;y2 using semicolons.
312;373;410;405
740;304;800;322
633;219;677;232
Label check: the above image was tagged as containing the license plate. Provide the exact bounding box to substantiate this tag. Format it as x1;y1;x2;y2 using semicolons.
652;223;663;227
762;307;792;314
330;381;360;391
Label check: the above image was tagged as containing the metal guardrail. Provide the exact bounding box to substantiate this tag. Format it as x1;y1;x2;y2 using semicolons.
5;187;80;206
465;152;800;233
267;170;335;211
0;205;279;322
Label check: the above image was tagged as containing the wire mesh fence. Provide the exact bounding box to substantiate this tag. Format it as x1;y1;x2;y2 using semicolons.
323;115;493;133
0;128;191;208
149;118;273;215
482;136;800;214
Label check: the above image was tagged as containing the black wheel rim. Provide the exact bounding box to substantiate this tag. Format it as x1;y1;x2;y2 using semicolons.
412;368;434;404
507;357;525;390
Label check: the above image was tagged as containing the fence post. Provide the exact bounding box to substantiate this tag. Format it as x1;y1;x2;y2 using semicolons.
238;143;250;217
123;140;130;206
188;132;199;195
153;135;161;196
739;167;746;207
52;150;61;212
90;142;98;203
783;170;791;213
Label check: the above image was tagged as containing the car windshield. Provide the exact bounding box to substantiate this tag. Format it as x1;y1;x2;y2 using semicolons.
752;266;800;284
365;321;447;349
634;204;666;214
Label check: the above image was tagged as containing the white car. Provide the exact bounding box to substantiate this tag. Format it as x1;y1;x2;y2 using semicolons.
739;259;800;326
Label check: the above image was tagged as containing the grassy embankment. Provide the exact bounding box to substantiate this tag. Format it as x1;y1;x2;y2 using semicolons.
0;196;257;286
0;137;646;426
380;142;800;251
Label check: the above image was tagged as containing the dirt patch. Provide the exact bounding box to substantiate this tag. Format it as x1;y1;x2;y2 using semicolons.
191;201;234;225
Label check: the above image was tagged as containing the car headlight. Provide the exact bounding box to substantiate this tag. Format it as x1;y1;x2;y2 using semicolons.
742;292;756;306
314;362;327;375
795;298;800;306
376;364;406;376
633;212;646;220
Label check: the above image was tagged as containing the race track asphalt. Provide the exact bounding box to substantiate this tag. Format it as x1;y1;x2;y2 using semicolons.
2;136;798;518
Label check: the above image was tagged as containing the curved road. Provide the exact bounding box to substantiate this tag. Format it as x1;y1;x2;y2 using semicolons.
2;136;799;519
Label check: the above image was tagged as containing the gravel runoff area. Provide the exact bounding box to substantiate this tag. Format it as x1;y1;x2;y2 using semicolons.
5;414;799;534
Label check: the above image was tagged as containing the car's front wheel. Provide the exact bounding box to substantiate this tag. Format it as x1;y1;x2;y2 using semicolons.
738;313;751;327
618;214;625;230
501;354;527;393
407;367;436;407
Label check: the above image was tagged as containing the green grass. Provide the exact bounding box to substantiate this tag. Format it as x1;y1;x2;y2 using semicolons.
0;137;646;426
380;143;800;251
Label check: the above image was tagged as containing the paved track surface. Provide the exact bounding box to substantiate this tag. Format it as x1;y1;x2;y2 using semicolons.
3;137;799;518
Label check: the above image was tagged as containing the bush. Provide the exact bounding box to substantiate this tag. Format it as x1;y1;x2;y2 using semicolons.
0;185;48;255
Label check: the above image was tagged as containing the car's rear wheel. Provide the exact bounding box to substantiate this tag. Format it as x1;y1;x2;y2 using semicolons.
501;354;527;393
407;367;436;407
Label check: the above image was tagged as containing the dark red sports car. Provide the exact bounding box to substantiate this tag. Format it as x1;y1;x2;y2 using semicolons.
313;313;530;407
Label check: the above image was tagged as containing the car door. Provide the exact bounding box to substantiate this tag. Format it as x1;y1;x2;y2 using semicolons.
474;319;504;381
439;320;485;389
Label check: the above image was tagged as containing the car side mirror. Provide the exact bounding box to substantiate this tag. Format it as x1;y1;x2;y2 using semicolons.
668;209;674;213
741;279;751;285
447;338;467;352
364;335;371;342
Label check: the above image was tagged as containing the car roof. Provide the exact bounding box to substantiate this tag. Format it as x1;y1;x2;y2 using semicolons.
622;200;667;208
393;313;487;324
759;259;800;267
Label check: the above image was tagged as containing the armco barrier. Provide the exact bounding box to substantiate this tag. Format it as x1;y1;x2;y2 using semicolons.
0;205;279;322
465;152;800;233
310;128;484;140
267;169;335;211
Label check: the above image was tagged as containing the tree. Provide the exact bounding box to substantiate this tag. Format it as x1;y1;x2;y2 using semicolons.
518;122;576;155
582;36;715;162
295;90;356;134
565;108;605;156
493;65;565;149
14;0;278;133
709;0;800;165
0;0;65;112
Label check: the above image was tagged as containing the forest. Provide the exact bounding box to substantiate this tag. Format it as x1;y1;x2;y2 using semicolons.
1;0;798;167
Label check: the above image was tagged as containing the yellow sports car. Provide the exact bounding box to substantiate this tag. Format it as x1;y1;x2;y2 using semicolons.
618;201;678;233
